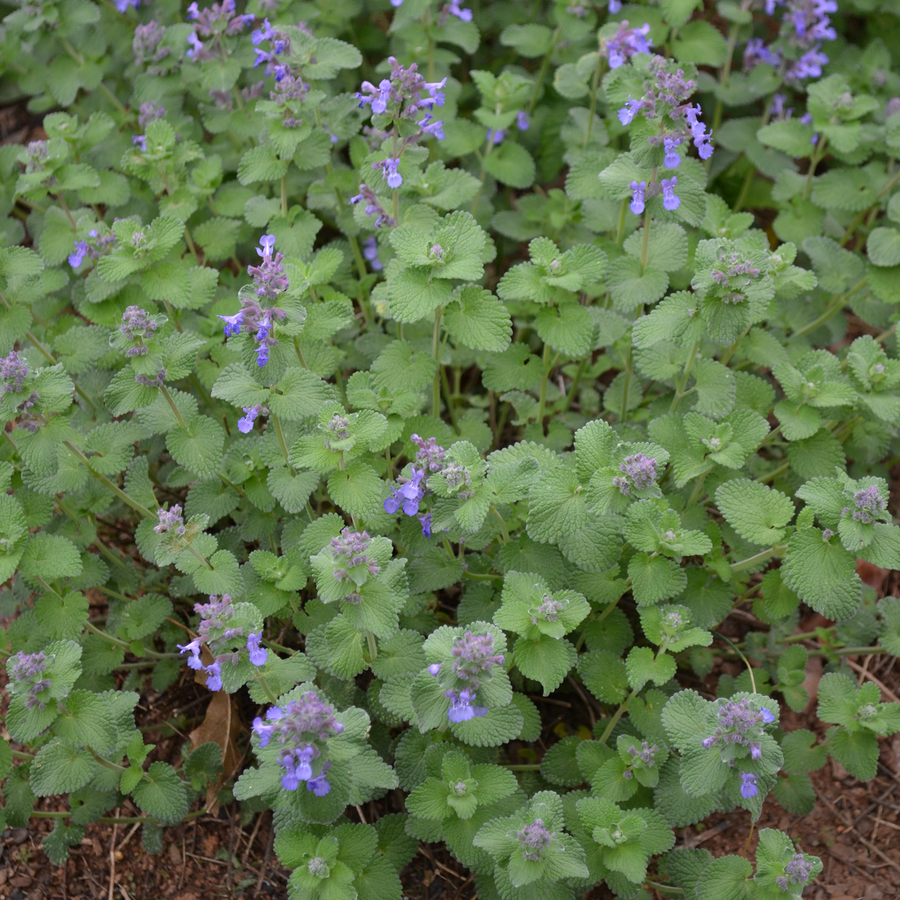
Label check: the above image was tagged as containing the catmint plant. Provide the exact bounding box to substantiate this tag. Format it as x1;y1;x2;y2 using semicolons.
3;0;900;894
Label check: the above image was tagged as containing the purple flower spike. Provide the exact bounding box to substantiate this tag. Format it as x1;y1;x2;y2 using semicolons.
487;128;505;145
252;715;276;748
68;241;90;268
663;136;681;169
609;0;622;11
381;157;402;189
306;769;331;796
428;663;441;676
618;97;641;126
420;512;433;538
178;638;204;670
205;659;223;692
247;632;267;666
445;0;473;21
661;177;680;211
517;111;530;131
218;311;243;337
740;772;758;799
446;689;488;723
760;707;775;723
630;180;646;215
132;135;147;152
257;234;277;259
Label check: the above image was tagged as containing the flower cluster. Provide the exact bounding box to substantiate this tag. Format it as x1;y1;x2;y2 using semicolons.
517;820;554;860
384;442;448;535
329;528;381;581
530;595;566;624
612;453;658;495
68;229;116;269
355;57;446;194
133;21;172;72
349;184;395;229
218;235;288;367
744;0;837;84
384;467;425;516
185;0;254;61
411;434;447;472
451;631;505;686
177;594;267;690
775;853;814;890
154;505;185;536
252;692;344;795
604;21;652;69
119;306;160;356
8;651;50;711
846;486;888;525
114;0;145;11
701;698;775;759
0;351;28;397
627;741;659;767
238;404;268;434
134;369;167;387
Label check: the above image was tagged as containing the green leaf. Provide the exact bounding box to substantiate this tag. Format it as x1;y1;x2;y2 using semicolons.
387;266;453;323
30;741;94;796
801;237;865;294
691;359;736;419
166;416;225;476
715;480;795;545
579;650;629;704
444;286;512;352
513;635;576;695
483;141;536;189
757;120;817;158
534;303;594;358
828;728;879;782
695;855;754;900
132;761;190;824
450;704;524;747
237;143;289;185
672;21;729;66
867;227;900;267
527;468;590;544
781;530;856;609
191;550;242;597
51;690;116;755
19;534;83;581
607;257;669;311
628;554;687;606
626;647;677;690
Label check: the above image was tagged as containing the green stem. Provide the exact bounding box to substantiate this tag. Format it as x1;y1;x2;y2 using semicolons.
159;385;186;427
97;81;127;114
803;136;828;200
504;763;541;771
271;413;296;474
537;343;551;432
792;277;867;337
281;175;288;217
670;340;700;412
730;546;780;573
55;192;77;230
256;675;279;705
562;356;589;413
715;632;757;693
709;22;740;155
583;55;605;149
432;306;443;418
759;460;789;485
490;507;510;543
63;440;154;518
528;27;562;113
599;687;640;744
